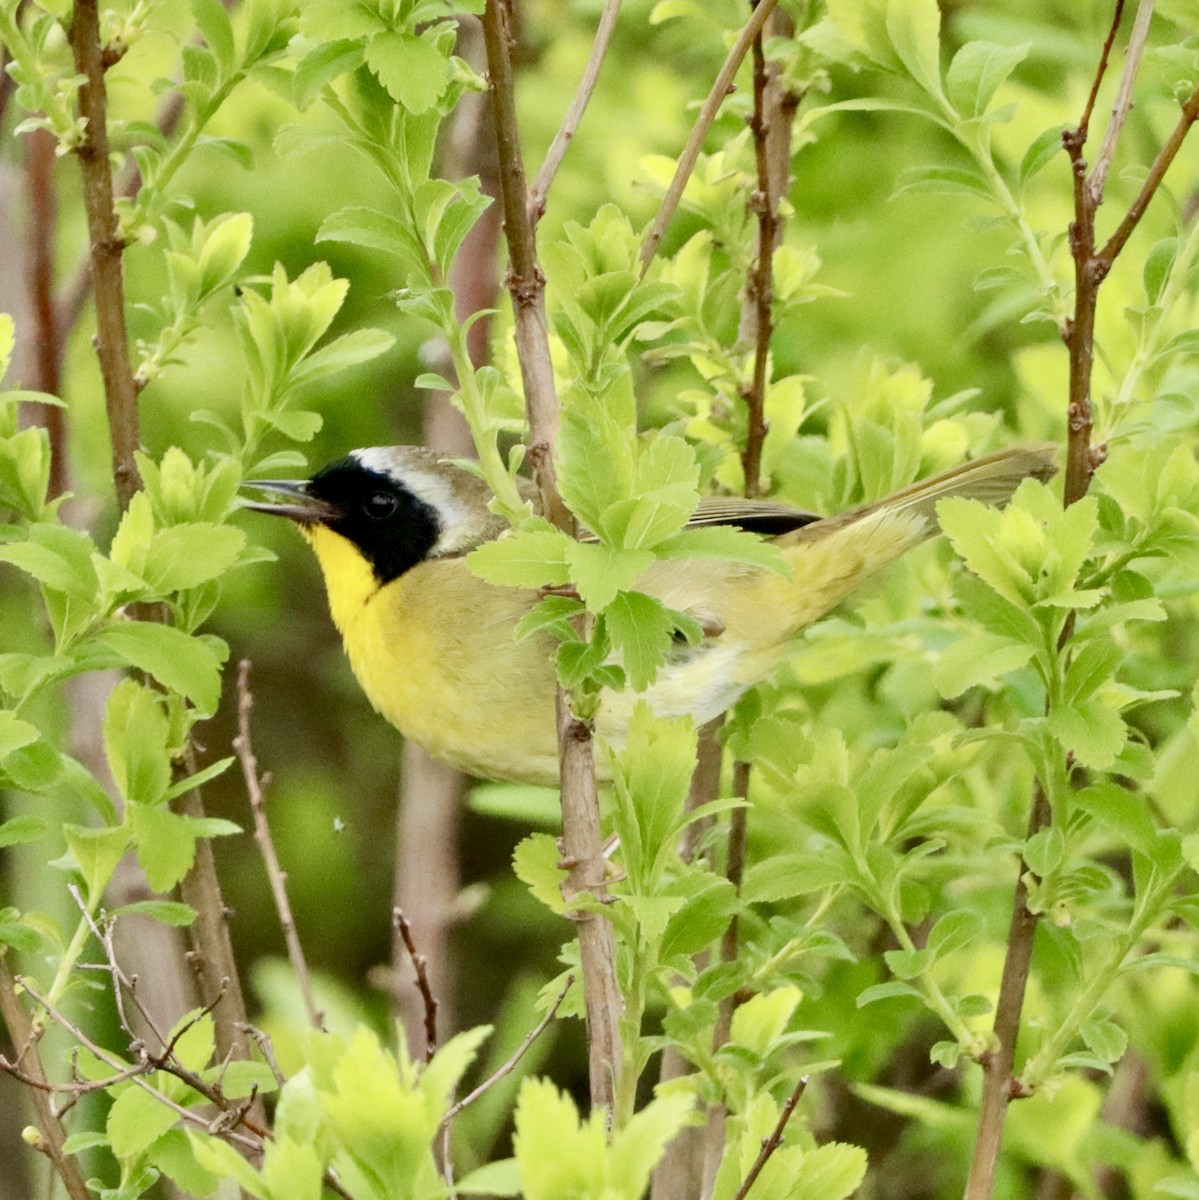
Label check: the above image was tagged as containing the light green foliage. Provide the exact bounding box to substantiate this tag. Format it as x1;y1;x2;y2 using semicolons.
513;1077;693;1200
3;1;1199;1197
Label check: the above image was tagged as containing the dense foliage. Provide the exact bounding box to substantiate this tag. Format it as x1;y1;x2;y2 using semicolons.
2;1;1199;1198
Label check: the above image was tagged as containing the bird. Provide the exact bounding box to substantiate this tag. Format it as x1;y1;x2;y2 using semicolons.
242;443;1056;785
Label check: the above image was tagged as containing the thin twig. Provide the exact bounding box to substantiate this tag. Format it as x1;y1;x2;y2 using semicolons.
440;973;572;1126
729;1075;809;1200
0;960;91;1200
18;978;264;1153
1098;80;1199;269
394;908;439;1062
482;0;624;1122
1075;0;1127;147
1088;0;1153;205
527;0;623;227
235;659;324;1032
638;0;781;275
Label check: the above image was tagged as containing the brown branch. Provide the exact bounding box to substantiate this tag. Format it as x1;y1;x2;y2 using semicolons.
234;660;324;1032
729;1074;809;1200
439;973;572;1126
527;0;623;227
638;0;780;275
740;8;793;498
482;0;624;1121
1075;0;1126;148
0;959;92;1200
22;127;69;498
66;0;142;509
1088;0;1153;205
1097;80;1199;270
964;787;1049;1200
481;0;565;525
394;908;439;1063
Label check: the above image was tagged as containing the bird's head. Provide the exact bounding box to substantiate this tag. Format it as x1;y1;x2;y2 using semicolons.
241;447;504;591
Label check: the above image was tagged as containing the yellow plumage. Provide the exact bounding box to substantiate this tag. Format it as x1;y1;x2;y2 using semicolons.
245;444;1056;785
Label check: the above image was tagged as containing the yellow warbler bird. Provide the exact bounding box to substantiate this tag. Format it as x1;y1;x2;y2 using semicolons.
243;444;1055;784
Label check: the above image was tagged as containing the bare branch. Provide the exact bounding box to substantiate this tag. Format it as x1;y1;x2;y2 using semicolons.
1088;0;1153;205
527;0;623;227
235;659;324;1032
19;977;263;1153
1076;0;1127;147
394;908;439;1062
0;960;91;1200
66;0;142;509
638;0;780;274
440;973;572;1126
730;1075;809;1200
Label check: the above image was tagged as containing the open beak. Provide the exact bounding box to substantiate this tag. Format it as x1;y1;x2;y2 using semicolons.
239;480;336;524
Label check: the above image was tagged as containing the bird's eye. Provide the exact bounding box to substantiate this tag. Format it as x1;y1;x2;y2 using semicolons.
365;491;398;520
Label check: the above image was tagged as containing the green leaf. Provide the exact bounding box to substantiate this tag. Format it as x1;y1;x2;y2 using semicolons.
946;41;1028;118
130;805;199;892
934;633;1035;697
512;834;566;914
1047;699;1126;770
604;591;676;692
455;1159;522;1197
364;30;447;113
1020;125;1066;187
293;38;366;109
97;623;227;715
0;909;42;953
883;947;934;979
108;1083;180;1160
927;910;982;959
886;0;943;97
0;712;40;757
564;542;653;611
103;679;172;806
110;900;197;927
316;206;425;272
856;981;922;1007
149;1129;219;1198
289;329;395;389
608;1090;695;1197
468;524;572;589
141;524;246;593
1079;1017;1128;1064
64;824;131;903
1143;238;1178;306
730;986;802;1057
793;1141;869;1200
514;1078;605;1200
1075;782;1159;857
0;815;47;848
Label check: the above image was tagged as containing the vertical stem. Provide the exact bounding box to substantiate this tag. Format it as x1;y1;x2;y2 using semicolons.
22;127;68;497
66;0;141;509
964;788;1048;1200
481;0;624;1121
